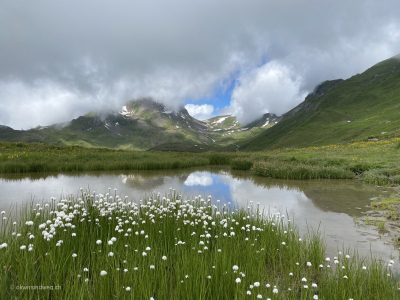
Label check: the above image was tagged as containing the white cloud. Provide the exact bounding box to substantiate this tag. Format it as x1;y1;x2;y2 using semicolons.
184;104;214;120
1;0;400;128
225;61;307;123
184;172;213;186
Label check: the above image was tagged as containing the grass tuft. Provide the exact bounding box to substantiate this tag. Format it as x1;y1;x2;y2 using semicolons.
0;189;397;299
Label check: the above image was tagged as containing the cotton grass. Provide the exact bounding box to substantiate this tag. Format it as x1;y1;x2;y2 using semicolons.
0;188;398;299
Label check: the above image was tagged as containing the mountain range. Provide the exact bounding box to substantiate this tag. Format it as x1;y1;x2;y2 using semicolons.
1;54;399;151
0;99;280;151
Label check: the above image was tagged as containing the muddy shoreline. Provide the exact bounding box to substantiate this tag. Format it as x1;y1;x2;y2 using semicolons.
356;186;400;248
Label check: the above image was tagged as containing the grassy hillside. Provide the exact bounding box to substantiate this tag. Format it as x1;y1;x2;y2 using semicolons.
241;54;400;151
0;100;280;151
0;100;211;150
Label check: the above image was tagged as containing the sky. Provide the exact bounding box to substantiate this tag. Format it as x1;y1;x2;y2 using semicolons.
0;0;399;129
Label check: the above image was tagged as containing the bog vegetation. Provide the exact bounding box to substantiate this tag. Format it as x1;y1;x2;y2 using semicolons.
1;138;400;185
0;189;398;299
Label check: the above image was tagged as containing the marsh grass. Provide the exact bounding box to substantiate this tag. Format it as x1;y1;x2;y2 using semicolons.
0;189;398;299
252;160;355;180
1;138;400;185
371;198;400;210
231;158;254;170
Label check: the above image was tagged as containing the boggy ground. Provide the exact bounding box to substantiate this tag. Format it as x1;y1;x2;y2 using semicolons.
356;187;400;247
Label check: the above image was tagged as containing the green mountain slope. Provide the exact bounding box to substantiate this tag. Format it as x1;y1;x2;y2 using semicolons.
240;54;400;151
0;99;210;150
0;99;280;151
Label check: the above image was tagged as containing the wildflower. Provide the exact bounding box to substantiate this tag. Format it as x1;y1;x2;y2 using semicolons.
85;278;89;282
84;268;89;272
72;253;77;258
301;277;307;282
312;283;317;288
25;221;34;226
235;278;241;283
257;295;262;299
272;287;278;294
162;256;167;260
126;287;131;291
266;284;270;288
150;265;155;269
247;291;251;295
232;265;239;272
146;247;151;251
71;233;76;237
108;252;114;257
289;273;293;276
307;262;312;267
100;270;107;276
254;282;260;287
362;266;367;270
108;240;113;245
207;276;211;279
29;235;35;239
124;269;128;272
345;255;350;259
343;275;348;279
0;243;7;249
313;296;318;300
20;245;26;250
96;240;102;244
304;285;308;289
142;252;147;256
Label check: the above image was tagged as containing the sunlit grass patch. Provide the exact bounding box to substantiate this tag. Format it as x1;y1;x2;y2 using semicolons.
371;197;400;210
0;188;398;299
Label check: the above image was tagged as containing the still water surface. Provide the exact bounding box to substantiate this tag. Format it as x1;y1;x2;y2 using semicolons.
0;166;397;261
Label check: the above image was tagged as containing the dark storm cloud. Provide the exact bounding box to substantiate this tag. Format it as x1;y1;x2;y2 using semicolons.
0;0;399;128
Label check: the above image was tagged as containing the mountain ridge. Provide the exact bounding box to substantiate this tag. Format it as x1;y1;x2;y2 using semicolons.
0;99;280;150
239;54;400;151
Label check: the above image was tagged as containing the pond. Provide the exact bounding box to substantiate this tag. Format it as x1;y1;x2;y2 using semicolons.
0;166;397;262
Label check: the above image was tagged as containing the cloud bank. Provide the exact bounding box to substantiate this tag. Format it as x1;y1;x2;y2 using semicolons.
0;0;399;128
184;104;214;120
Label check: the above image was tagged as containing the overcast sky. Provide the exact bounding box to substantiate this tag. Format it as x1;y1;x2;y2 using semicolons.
0;0;399;129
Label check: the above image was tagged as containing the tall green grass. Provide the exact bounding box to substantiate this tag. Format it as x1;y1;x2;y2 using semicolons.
2;139;400;185
231;158;254;170
0;189;397;299
253;160;355;180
